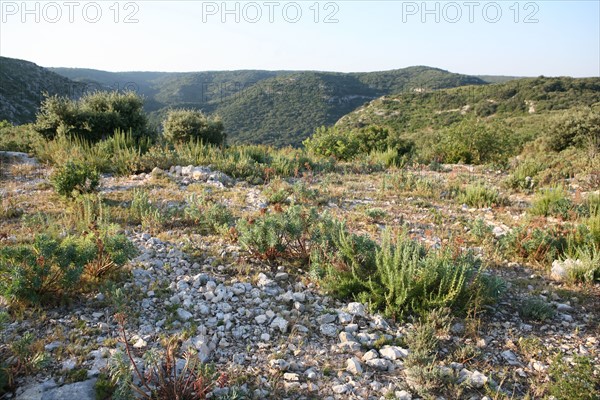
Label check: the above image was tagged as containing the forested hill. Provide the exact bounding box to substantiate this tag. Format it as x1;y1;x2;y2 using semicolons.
335;76;600;134
49;65;487;146
0;57;86;125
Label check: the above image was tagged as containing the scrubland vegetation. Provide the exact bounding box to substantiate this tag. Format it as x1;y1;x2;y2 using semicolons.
1;78;599;399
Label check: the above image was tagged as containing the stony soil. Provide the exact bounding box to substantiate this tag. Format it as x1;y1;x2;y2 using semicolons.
1;155;599;400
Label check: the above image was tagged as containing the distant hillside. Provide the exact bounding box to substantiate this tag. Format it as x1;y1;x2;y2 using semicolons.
476;75;524;84
216;67;486;146
335;77;600;134
50;65;488;146
0;57;85;125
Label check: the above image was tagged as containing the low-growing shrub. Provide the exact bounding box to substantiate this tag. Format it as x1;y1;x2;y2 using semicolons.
561;246;600;284
458;183;501;208
0;333;50;394
304;125;413;162
403;312;452;396
129;189;164;232
184;194;234;234
469;218;494;243
505;158;546;192
310;228;378;299
530;186;573;219
51;160;99;198
0;122;43;153
519;297;555;321
390;171;445;199
354;231;490;317
237;206;325;262
0;229;135;305
238;207;499;318
365;208;387;221
262;179;292;205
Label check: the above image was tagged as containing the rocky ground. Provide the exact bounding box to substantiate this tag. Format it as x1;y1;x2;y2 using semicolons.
1;154;599;400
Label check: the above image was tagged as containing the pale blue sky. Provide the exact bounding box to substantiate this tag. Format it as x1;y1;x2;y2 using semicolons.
1;1;598;76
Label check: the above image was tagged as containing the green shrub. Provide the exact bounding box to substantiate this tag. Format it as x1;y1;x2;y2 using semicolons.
262;179;292;205
129;189;164;231
311;228;378;299
51;160;99;198
0;230;135;305
433;118;514;165
68;193;111;230
505;158;546;191
314;228;496;318
3;333;50;392
184;194;233;234
162;109;225;145
365;208;387;221
34;91;149;142
0;122;43;153
519;297;555;321
403;312;452;396
548;354;599;400
458;183;501;208
562;246;600;284
469;218;493;242
362;231;488;317
547;109;600;155
0;234;94;304
587;213;600;247
290;182;329;206
578;194;600;247
304;125;413;162
530;186;573;219
237;206;323;262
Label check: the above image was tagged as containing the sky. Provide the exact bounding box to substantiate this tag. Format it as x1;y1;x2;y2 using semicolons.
0;0;598;77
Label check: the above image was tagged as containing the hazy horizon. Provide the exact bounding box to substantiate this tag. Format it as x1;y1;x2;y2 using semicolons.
1;1;599;77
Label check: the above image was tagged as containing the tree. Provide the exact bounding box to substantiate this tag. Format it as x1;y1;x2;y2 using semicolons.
34;91;148;142
162;109;225;145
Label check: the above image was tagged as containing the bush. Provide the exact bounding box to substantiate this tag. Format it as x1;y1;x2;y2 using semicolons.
505;158;546;191
519;297;555;321
162;109;225;145
0;122;43;153
51;160;100;198
0;230;135;305
458;183;501;208
129;189;164;232
34;91;149;142
304;125;413;162
183;194;234;234
547;109;600;155
433;118;514;165
562;246;600;284
262;179;292;205
529;186;573;219
359;231;488;317
237;206;324;262
312;227;496;318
